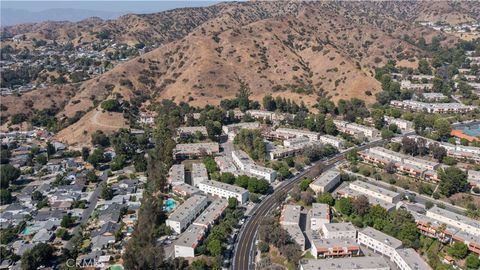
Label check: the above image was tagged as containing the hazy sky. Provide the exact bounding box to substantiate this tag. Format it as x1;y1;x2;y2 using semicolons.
1;1;221;12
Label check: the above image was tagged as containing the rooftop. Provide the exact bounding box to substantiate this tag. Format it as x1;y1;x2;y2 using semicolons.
395;248;431;270
360;227;403;249
174;224;205;248
199;180;248;194
168;195;208;223
311;169;340;187
300;256;389;270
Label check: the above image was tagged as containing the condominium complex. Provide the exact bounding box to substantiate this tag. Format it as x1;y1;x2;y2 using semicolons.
358;227;403;259
392;248;432;270
222;122;260;140
321;222;357;239
309;236;360;258
319;134;346;149
284;136;310;147
384;116;414;131
274;127;320;141
309;169;341;194
300;256;389;270
172;183;201;197
168;164;185;186
173;142;220;159
359;146;441;181
192;198;228;229
191;163;209;187
174;225;205;258
166;195;209;233
419;92;447;102
280;205;305;250
426;206;480;237
245;110;292;122
310;203;331;230
390;100;476;114
176;126;208;139
198;180;249;204
333;120;379;139
232;150;277;182
400;80;433;91
349;180;402;204
214;156;238;174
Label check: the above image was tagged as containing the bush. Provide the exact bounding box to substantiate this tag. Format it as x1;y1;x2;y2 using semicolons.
101;99;121;112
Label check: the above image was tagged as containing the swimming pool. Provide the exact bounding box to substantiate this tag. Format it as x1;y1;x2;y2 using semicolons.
164;198;177;212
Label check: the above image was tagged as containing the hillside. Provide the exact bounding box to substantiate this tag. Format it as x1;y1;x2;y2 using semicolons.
1;1;477;146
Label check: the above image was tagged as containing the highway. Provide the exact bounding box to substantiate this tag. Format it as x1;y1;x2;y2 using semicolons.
232;139;385;270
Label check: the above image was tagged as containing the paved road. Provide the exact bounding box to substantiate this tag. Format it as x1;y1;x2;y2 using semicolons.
65;172;108;250
232;140;385;270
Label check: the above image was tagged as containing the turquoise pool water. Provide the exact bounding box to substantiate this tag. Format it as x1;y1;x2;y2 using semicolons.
164;198;176;212
21;225;41;236
461;124;480;137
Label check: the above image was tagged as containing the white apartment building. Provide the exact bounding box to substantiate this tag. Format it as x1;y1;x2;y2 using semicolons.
172;183;201;197
214;156;238;174
358;227;403;259
268;144;308;160
284;136;310;147
390;100;477;114
321;222;356;239
191;163;209;187
168;164;185;186
309;169;341;194
245;110;274;121
400;80;433;91
319;134;346;149
280;205;305;250
420;92;447;102
336;186;396;212
384;116;413;131
309;236;360;258
426;206;480;237
193;198;228;229
275;127;320;141
222;122;260;140
166;195;209;233
232;150;276;182
349;180;402;204
392;248;431;270
300;256;389;270
333;120;379;139
174;224;205;258
310;203;330;230
198;180;249;204
176;126;208;139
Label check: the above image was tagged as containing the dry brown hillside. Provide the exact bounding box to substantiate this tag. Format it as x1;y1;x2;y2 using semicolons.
1;1;477;145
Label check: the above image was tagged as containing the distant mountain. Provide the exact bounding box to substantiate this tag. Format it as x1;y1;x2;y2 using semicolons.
0;8;124;26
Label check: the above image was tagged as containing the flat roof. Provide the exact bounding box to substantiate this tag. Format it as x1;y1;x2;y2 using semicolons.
174;142;219;154
350;180;400;199
300;256;389;270
311;236;358;249
280;204;301;225
323;222;356;232
193;198;227;227
311;169;340;188
276;127;320;137
311;203;330;219
169;164;185;182
191;163;208;179
337;186;396;211
360;227;403;249
395;248;431;270
172;183;200;195
199;180;248;194
168;195;208;223
177;126;208;134
428;206;480;230
174;224;205;248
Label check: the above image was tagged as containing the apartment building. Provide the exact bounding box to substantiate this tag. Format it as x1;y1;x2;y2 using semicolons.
192;198;228;229
173;142;219;159
321;222;356;239
384;116;414;131
191;163;209;187
426;206;480;237
468;170;480;188
420;92;447;102
336;185;396;212
166;195;209;233
392;248;431;270
268;144;308;160
222;122;260;140
390;100;476;114
400;80;433;91
275;127;320;141
358;227;403;259
310;203;331;230
300;256;389;270
168;164;185;186
198;180;249;204
214;156;238;174
349;180;402;204
284;136;310;147
232;150;277;182
410;75;434;82
174;225;205;258
172;183;201;197
280;205;305;250
309;169;341;194
245;110;292;122
176;126;208;139
333;120;379;139
309;236;360;258
319;134;346;149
